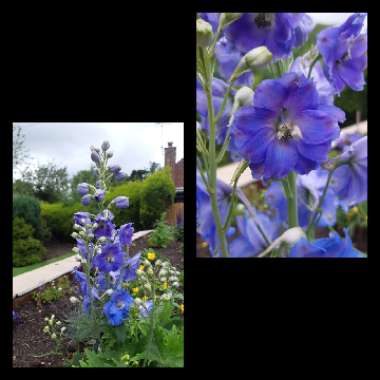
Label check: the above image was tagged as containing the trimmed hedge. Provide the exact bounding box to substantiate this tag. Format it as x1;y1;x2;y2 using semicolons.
13;217;46;267
40;202;82;242
41;169;176;241
13;195;41;232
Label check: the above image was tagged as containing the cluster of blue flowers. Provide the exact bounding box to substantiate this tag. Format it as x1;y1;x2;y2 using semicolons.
71;141;147;326
196;13;367;258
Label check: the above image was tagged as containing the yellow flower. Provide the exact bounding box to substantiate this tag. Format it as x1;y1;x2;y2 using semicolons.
138;265;144;271
200;241;208;248
162;281;168;290
179;304;184;314
147;251;156;261
142;295;148;302
132;287;139;295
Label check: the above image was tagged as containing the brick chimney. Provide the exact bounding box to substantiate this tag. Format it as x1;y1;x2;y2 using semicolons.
164;142;176;170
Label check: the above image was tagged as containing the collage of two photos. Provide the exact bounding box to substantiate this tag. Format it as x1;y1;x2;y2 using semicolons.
11;11;368;368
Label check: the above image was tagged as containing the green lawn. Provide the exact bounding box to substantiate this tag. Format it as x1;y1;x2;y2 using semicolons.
13;252;74;277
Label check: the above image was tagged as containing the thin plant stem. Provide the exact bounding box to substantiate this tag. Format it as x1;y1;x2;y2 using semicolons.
307;54;321;79
204;56;229;257
286;171;299;228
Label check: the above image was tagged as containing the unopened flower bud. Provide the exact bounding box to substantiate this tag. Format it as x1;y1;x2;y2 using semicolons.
51;333;57;340
220;13;242;28
144;283;152;292
72;247;80;254
101;141;110;151
172;282;180;288
75;254;82;262
60;327;66;334
107;151;113;158
169;276;177;282
134;298;143;306
73;224;81;230
197;18;213;48
105;289;113;296
155;259;162;267
71;232;79;239
79;231;86;238
146;267;154;276
56;320;62;326
91;151;101;167
136;269;144;277
69;296;79;304
98;236;107;243
242;46;272;70
232;86;254;113
43;326;50;333
159;277;167;283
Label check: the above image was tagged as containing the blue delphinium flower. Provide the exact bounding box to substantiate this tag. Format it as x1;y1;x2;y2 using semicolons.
103;289;134;326
330;136;367;207
94;210;116;240
123;252;141;282
139;300;154;318
290;54;335;105
115;172;127;181
94;189;105;202
225;13;313;58
229;210;281;257
317;13;367;93
76;238;89;259
93;243;124;273
74;270;89;296
196;172;231;256
332;132;362;152
112;196;129;209
198;12;220;32
231;72;345;180
81;194;92;206
289;229;364;258
197;78;232;145
77;183;90;196
118;223;134;247
298;169;340;227
215;36;253;87
73;211;92;226
109;164;121;174
13;310;20;323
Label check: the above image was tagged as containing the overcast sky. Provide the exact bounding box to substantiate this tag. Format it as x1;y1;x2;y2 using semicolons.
13;123;184;179
307;12;367;30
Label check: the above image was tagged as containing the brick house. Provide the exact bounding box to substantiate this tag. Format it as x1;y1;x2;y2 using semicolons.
165;142;184;225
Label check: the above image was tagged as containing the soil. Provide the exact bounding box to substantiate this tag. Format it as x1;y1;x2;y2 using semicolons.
13;235;183;367
13;278;77;368
45;240;73;260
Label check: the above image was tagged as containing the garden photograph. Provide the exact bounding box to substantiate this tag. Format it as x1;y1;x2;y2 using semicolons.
13;122;184;367
196;13;367;258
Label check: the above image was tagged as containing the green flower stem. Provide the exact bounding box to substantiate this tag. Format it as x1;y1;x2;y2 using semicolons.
307;54;321;79
286;171;299;228
203;51;229;258
306;168;335;237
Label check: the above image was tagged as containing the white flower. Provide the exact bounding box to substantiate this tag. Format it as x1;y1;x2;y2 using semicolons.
105;289;113;296
60;327;66;334
172;282;180;288
43;326;50;333
51;333;57;340
58;287;62;292
72;247;80;254
56;321;62;326
69;296;79;304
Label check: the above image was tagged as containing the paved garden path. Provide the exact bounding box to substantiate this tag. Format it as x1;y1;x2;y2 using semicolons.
13;230;152;298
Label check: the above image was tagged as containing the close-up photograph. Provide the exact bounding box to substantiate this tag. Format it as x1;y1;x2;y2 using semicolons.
196;12;367;258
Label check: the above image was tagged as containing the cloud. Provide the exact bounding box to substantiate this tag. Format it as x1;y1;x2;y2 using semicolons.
13;122;184;179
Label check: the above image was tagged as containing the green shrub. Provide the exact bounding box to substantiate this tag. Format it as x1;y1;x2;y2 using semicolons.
35;216;53;243
106;181;143;230
140;169;175;229
40;202;83;242
33;276;71;305
174;225;184;242
40;169;176;241
13;217;46;267
13;195;41;232
148;214;175;248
